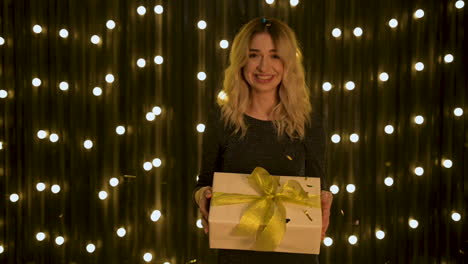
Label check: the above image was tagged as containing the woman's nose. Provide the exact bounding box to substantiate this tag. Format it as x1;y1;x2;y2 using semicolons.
257;57;270;72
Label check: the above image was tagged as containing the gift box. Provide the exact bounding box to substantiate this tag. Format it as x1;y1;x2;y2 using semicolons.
208;167;322;254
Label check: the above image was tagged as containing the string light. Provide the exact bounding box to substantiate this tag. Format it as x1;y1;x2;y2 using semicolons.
414;115;424;124
32;78;42;87
152;158;162;167
93;87;103;96
33;25;42;34
415;62;424;71
384;125;394;134
143;162;153;171
137;6;146;15
219;40;229;49
451;212;461;222
331;134;341;143
266;0;275;4
353;27;363;37
109;177;119;187
10;193;19;202
414;167;424;176
0;245;3;254
290;0;299;7
323;237;333;246
196;219;203;228
345;81;355;90
0;89;7;98
388;19;398;28
0;36;5;45
379;72;389;82
453;107;463;116
197;20;207;30
146;112;156;121
117;227;126;237
154;5;164;14
384;177;394;186
322;82;332;91
217;91;228;102
375;230;385;239
414;9;425;19
116;126;125;135
349;133;359;143
151;210;162;222
443;54;454;63
49;133;59;142
137;58;146;68
196;123;206;133
106;20;116;30
105;74;115;83
51;184;61;194
409;219;419;229
59;29;69;38
90;35;101;44
99;191;108;200
154;55;164;64
331;28;341;38
197;72;207;81
36;232;46;241
83;140;93;149
455;0;465;9
329;185;339;194
55;236;65;245
59;81;69;91
36;182;46;192
143;253;153;262
86;243;96;253
152;106;162;115
348;235;358;245
37;130;48;139
346;184;356;193
442;159;453;168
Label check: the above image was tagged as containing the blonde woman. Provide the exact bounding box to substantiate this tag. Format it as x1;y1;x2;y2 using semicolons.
194;17;333;264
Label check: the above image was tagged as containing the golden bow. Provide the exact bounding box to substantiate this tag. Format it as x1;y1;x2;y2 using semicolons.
211;167;320;251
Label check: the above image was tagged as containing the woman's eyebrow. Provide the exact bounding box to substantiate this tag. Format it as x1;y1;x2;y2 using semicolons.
249;48;278;52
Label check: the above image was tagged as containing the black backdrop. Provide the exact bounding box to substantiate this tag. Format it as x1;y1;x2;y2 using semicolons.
0;0;466;263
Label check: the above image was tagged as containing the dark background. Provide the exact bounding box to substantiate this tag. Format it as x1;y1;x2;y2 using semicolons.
0;0;466;263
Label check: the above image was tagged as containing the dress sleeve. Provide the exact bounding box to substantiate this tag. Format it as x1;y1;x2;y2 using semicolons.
193;107;225;194
305;111;329;190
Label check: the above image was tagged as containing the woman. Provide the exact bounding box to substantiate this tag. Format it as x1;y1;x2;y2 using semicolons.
194;17;333;264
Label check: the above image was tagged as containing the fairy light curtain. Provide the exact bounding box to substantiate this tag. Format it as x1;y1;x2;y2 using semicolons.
0;0;465;263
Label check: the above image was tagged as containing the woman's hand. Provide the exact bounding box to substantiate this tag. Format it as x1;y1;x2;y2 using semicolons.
196;186;212;234
320;190;333;240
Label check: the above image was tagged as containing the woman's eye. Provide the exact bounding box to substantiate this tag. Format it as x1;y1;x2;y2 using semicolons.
249;54;257;58
272;54;280;59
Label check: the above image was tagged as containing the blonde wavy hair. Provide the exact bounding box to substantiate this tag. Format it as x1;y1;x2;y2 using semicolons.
218;17;312;140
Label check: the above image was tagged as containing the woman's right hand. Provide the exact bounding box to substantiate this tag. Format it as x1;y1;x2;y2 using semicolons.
197;186;212;234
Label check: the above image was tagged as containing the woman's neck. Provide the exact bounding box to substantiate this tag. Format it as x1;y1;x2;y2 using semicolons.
245;91;278;120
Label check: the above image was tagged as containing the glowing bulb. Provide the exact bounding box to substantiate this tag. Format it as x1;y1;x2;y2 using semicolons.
116;126;125;135
152;106;162;115
59;29;69;38
376;230;385;239
219;40;229;49
197;20;207;30
154;55;164;64
415;62;424;71
329;185;339;194
442;159;452;168
86;243;96;253
0;90;7;98
146;112;156;121
348;235;358;245
93;87;102;96
36;232;46;241
49;133;59;142
143;162;153;171
105;74;114;83
36;182;46;192
151;210;162;222
353;27;363;37
409;219;419;229
154;5;164;14
152;158;162;167
414;9;424;19
379;72;389;82
59;81;69;91
345;81;355;90
443;54;454;63
117;227;126;237
332;28;342;38
384;177;394;186
455;0;465;9
55;236;65;245
84;140;93;149
414;115;424;124
33;25;43;33
109;177;119;187
322;82;332;91
414;167;424;176
196;219;203;228
384;125;394;134
388;19;398;28
0;37;5;45
453;108;463;116
51;184;61;193
137;58;146;68
290;0;299;7
90;35;100;44
346;184;356;193
32;78;42;87
217;91;228;102
10;193;19;202
143;253;153;262
331;134;341;143
323;237;333;246
137;6;147;15
0;245;4;253
106;20;116;29
451;212;461;221
37;130;47;139
266;0;275;4
196;123;206;133
349;133;359;143
197;72;207;81
99;191;108;200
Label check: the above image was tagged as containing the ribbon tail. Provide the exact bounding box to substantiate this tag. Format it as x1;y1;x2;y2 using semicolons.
253;201;286;251
233;198;270;237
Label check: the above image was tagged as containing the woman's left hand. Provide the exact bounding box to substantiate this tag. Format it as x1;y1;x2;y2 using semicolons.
320;190;333;240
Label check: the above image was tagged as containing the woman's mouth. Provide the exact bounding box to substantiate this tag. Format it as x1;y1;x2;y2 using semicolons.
254;74;274;83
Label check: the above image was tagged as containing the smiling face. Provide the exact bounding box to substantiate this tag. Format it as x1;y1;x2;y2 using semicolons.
242;32;284;95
